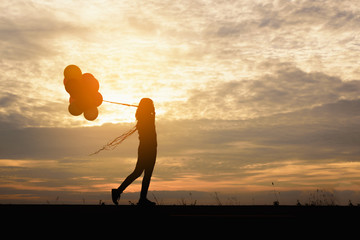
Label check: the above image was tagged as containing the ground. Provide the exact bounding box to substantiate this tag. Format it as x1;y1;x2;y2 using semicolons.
1;204;359;235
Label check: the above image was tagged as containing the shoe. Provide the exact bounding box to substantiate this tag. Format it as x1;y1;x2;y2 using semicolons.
111;189;121;205
137;198;156;206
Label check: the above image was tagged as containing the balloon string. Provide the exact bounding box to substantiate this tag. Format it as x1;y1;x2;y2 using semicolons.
89;126;137;155
103;100;138;107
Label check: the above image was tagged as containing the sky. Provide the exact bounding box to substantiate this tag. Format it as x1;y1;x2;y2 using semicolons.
1;0;360;205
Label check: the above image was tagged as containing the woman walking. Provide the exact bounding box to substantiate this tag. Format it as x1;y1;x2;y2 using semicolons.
111;98;157;206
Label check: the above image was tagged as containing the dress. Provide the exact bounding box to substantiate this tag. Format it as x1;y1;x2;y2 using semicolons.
136;114;157;169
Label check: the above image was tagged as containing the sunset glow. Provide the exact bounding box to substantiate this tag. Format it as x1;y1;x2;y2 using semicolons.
1;0;360;205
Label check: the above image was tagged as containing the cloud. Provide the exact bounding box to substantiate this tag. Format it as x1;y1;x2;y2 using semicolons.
1;0;360;203
0;92;18;107
0;1;88;61
1;98;360;203
183;63;360;120
1;0;360;129
0;1;97;128
2;98;359;165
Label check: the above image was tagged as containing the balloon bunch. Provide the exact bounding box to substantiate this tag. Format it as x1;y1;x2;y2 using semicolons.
63;65;103;121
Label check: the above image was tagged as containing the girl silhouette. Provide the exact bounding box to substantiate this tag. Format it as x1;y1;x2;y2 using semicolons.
112;98;157;205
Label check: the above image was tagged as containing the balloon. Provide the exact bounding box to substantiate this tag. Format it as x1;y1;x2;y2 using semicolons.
76;92;102;110
94;92;103;107
68;102;83;116
65;78;84;99
71;97;90;112
64;65;82;81
82;73;99;92
63;65;103;121
84;107;98;121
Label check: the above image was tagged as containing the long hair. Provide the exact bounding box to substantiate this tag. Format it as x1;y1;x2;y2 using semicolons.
90;98;154;155
136;98;154;118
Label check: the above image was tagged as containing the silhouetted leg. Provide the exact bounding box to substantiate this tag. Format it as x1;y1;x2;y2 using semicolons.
140;162;155;200
118;166;143;193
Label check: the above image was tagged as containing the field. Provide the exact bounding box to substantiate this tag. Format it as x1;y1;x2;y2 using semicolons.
2;204;359;232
